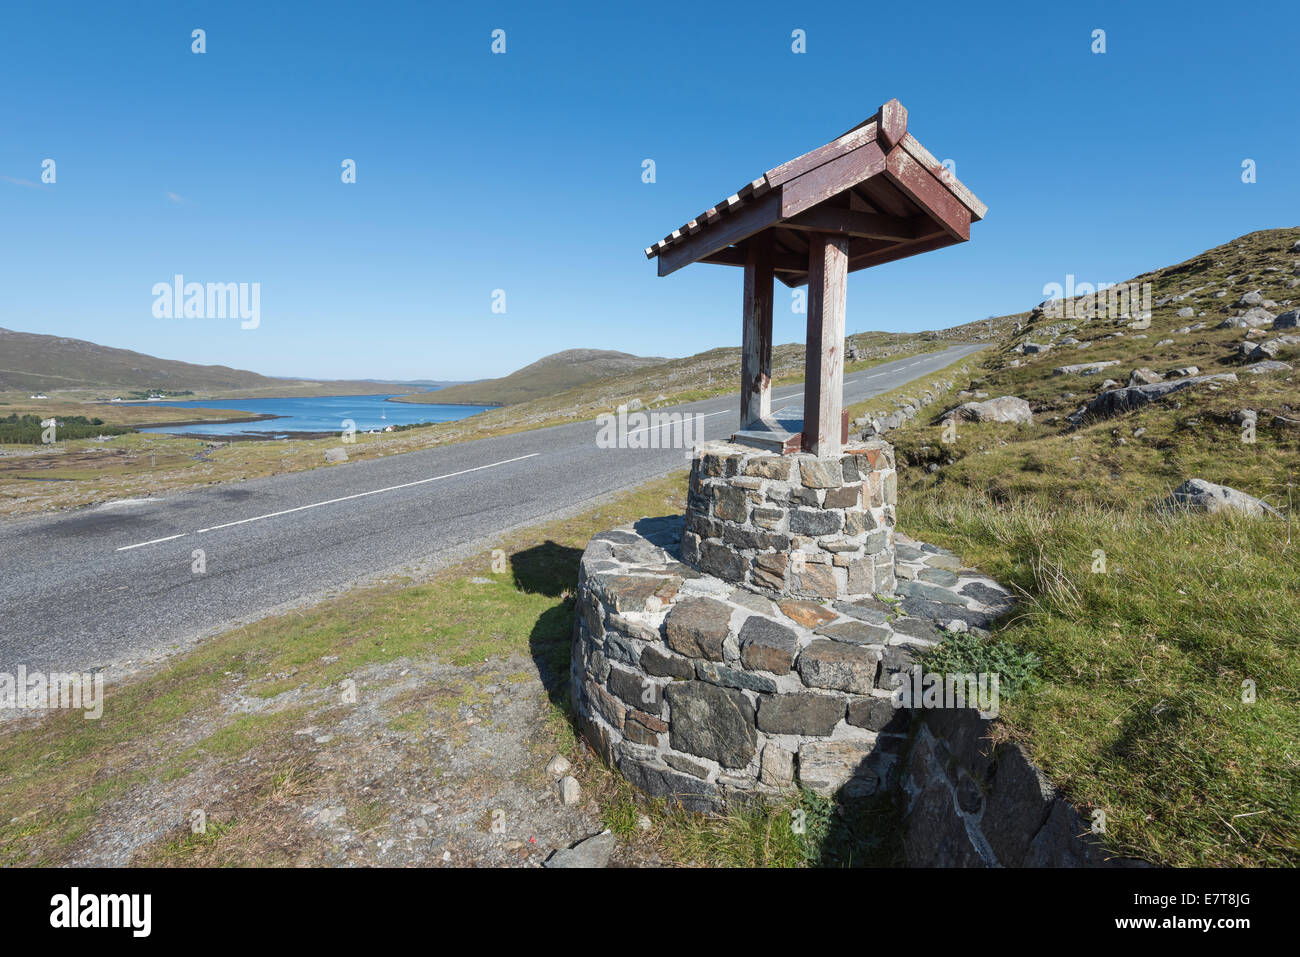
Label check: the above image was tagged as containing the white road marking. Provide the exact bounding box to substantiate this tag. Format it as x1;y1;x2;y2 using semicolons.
116;453;541;550
623;409;730;436
115;533;188;552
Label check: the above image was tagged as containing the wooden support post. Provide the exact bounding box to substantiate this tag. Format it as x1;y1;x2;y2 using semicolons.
740;233;774;429
803;234;849;456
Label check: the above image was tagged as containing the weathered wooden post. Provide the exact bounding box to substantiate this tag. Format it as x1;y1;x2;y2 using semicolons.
803;234;849;456
740;233;774;429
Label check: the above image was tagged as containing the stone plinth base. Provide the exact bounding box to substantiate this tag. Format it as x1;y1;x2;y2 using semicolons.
571;516;1015;811
682;440;897;601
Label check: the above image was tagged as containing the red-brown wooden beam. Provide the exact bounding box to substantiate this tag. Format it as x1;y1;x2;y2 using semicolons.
884;148;971;241
656;189;783;277
877;98;908;150
802;234;849;456
740;233;774;429
700;244;806;273
783;207;924;241
780;141;887;221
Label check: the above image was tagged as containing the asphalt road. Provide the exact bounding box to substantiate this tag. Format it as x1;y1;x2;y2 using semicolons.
0;344;983;674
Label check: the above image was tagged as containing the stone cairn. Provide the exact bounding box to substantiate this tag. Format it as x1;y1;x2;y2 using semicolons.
571;438;1015;811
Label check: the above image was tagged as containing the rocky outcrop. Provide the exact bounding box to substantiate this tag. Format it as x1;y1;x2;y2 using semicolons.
1219;307;1275;328
902;708;1146;867
1243;359;1293;375
1126;368;1163;386
1067;373;1238;424
1053;360;1120;376
1240;335;1300;361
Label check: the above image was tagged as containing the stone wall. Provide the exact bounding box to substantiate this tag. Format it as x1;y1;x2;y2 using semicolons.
900;706;1142;867
682;440;897;600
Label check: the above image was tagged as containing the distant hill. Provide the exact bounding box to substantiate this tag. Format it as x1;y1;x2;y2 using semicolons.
360;378;477;389
0;327;400;397
401;349;669;406
392;331;942;433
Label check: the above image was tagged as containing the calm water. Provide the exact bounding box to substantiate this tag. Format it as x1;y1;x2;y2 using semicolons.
133;393;492;437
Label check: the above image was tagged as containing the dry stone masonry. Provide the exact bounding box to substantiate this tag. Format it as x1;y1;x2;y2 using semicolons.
681;440;898;601
571;451;1016;809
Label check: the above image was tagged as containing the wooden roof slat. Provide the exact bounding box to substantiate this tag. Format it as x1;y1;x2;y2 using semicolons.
656;188;783;277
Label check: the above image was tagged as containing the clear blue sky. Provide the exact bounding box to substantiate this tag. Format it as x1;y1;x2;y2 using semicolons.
2;0;1296;382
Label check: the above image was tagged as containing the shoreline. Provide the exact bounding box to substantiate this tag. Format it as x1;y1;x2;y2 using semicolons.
155;429;342;442
131;413;285;430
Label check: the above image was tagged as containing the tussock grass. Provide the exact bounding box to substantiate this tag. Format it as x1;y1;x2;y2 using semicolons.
599;779;902;868
901;489;1300;866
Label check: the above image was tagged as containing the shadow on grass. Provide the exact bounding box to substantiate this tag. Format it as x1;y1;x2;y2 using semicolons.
511;539;582;710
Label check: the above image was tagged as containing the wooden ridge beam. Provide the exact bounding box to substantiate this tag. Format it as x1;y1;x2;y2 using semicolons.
779;141;887;220
877;98;908;150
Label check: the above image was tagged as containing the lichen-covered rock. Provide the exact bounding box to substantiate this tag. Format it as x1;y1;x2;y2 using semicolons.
756;692;845;736
1068;373;1237;423
797;739;876;795
796;640;880;694
737;616;799;674
664;597;732;660
941;395;1033;425
1160;478;1282;518
665;681;757;769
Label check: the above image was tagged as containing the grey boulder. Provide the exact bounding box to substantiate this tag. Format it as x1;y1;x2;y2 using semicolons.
942;396;1033;426
1069;374;1238;424
544;830;617;868
1161;479;1282;518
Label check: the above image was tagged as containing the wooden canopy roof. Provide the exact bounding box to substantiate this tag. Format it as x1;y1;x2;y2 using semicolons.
644;99;986;288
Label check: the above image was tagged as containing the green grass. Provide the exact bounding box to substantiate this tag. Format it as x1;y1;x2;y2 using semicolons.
877;226;1300;865
902;492;1299;865
605;784;903;867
